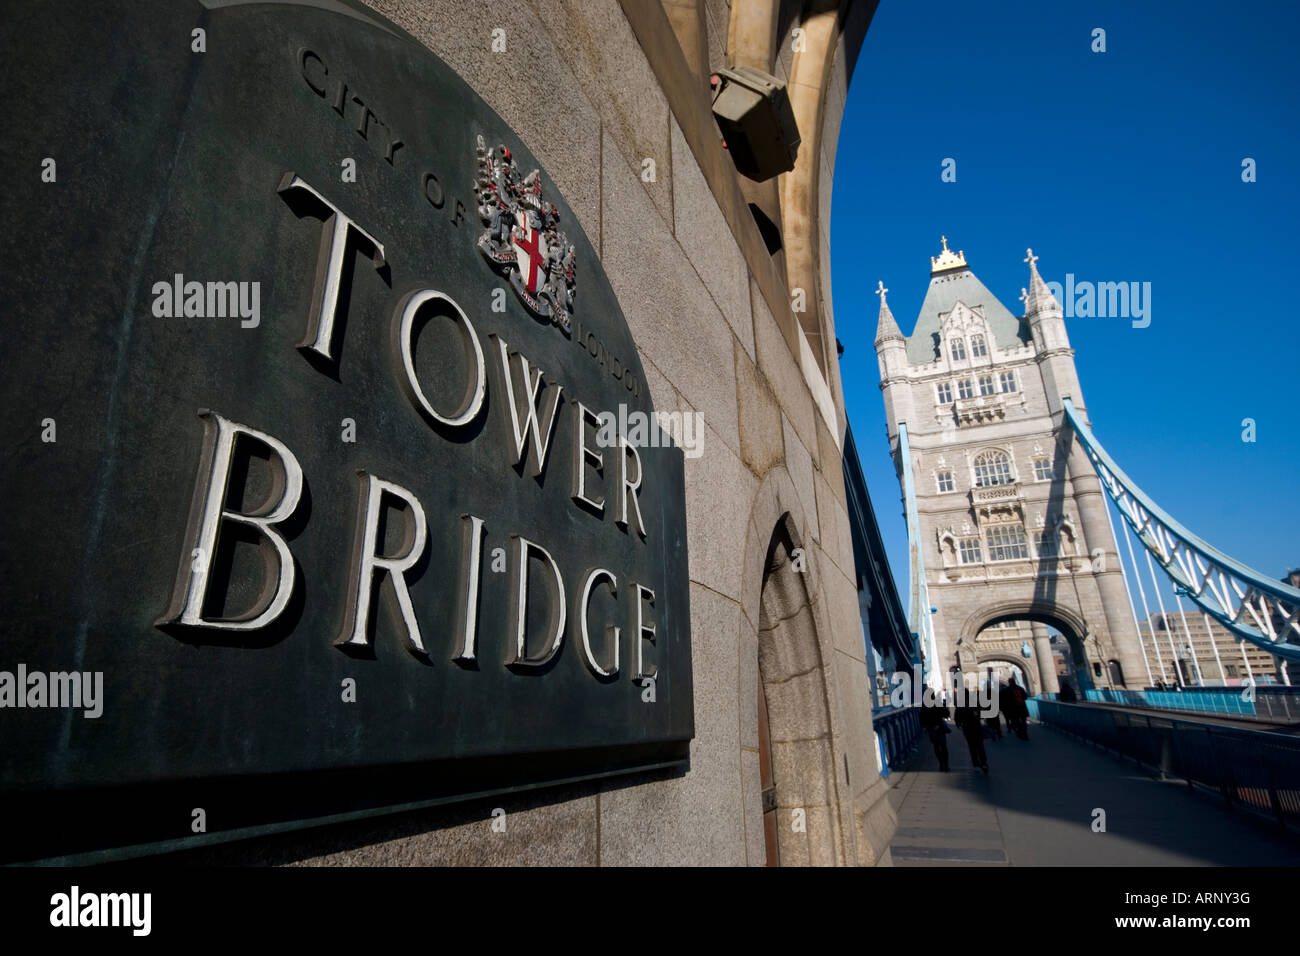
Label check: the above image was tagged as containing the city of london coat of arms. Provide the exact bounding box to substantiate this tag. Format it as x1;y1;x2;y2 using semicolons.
474;135;576;334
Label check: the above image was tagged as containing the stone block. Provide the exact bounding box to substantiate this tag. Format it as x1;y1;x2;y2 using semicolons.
735;341;784;478
739;614;759;749
671;118;754;362
528;0;674;227
814;470;856;583
684;416;756;600
740;748;765;866
820;562;867;663
752;275;818;455
602;128;741;456
782;411;818;543
765;667;834;745
598;583;744;865
757;587;823;682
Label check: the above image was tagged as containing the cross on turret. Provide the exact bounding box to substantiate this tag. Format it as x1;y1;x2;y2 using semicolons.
876;281;888;300
1024;248;1038;267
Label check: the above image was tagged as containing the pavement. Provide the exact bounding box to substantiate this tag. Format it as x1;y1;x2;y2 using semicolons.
885;720;1300;865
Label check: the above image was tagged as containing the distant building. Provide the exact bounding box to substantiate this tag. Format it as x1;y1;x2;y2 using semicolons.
1142;611;1281;685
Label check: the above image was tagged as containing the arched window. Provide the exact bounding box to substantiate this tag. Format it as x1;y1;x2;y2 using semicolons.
950;338;966;360
973;450;1014;487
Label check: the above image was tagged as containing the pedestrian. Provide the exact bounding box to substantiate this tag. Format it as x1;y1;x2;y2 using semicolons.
1057;680;1077;703
954;697;989;773
919;696;952;772
1000;680;1030;740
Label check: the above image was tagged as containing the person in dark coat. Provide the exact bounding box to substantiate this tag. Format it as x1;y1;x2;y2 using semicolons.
1057;680;1077;703
1000;680;1030;740
954;698;989;773
919;697;951;771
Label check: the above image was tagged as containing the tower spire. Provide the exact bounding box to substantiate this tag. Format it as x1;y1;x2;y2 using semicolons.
1023;247;1061;316
874;280;904;345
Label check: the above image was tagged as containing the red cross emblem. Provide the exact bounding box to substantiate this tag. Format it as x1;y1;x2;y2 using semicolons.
512;213;547;294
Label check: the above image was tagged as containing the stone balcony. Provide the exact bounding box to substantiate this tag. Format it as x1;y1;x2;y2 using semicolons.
970;481;1022;521
954;394;1006;426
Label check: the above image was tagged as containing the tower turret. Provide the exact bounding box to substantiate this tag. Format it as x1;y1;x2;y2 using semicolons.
873;280;914;438
1022;248;1082;414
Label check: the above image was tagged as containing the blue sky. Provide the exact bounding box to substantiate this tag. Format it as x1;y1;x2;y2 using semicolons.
831;0;1300;608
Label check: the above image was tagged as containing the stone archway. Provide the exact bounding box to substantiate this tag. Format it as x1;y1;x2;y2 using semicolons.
754;513;842;866
960;602;1095;693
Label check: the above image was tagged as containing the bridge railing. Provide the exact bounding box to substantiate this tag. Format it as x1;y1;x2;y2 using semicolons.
872;706;921;775
1070;687;1300;721
1032;699;1300;829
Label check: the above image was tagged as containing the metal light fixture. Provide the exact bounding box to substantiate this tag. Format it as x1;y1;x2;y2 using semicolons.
709;66;800;181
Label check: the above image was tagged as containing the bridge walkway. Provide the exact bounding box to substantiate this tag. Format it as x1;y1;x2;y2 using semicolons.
884;720;1300;866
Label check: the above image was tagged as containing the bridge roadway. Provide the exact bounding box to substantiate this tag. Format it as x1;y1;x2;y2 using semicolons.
885;717;1300;865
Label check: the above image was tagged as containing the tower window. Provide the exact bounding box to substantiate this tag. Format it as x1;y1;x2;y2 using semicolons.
986;523;1030;561
936;382;953;404
1033;459;1053;481
957;378;975;400
973;450;1014;487
937;470;954;493
959;537;983;564
970;334;987;357
950;338;967;361
1000;371;1018;393
978;374;996;396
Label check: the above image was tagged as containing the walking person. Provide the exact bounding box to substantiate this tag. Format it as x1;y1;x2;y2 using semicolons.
919;696;952;771
1000;679;1030;740
954;697;989;773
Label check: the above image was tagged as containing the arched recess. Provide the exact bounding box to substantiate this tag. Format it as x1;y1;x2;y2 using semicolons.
959;602;1095;692
755;512;842;866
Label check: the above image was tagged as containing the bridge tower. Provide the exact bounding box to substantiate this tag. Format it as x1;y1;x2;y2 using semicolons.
875;241;1147;693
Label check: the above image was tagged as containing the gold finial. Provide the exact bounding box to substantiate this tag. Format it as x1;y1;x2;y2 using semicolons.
930;235;967;274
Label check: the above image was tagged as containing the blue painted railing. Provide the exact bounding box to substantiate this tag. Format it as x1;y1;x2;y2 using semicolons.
872;706;921;776
1049;687;1300;722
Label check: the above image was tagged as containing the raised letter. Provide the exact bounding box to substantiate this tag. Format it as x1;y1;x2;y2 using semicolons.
277;172;386;361
159;411;302;630
571;401;605;515
633;584;657;681
578;568;620;677
494;336;562;476
338;473;429;654
394;290;486;428
507;535;567;669
617;437;647;539
453;514;487;661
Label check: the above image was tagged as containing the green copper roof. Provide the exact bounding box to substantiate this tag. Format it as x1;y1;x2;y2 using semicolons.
905;267;1031;364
